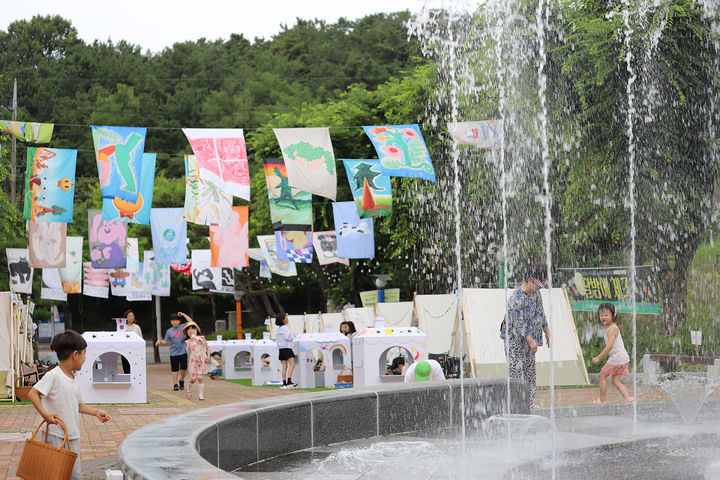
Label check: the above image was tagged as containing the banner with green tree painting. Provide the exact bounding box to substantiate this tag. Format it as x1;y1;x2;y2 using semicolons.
342;159;392;218
274;127;336;200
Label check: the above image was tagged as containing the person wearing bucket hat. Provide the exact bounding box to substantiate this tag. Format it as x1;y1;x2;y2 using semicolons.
183;319;210;400
500;264;550;408
403;359;446;382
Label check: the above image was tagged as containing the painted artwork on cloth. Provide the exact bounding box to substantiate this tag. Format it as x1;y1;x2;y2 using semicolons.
447;120;503;150
191;250;234;293
127;263;151;301
28;221;66;268
209;206;248;268
183;154;232;227
274;127;336;200
88;209;127;269
102;153;156;224
0;120;53;143
274;231;313;263
257;235;297;277
150;208;188;265
59;237;83;294
126;238;140;273
91;126;147;203
262;158;312;231
7;248;33;294
183;129;250;200
41;269;67;301
23;147;77;222
363;124;435;182
259;260;271;279
333;201;374;259
83;262;109;299
342;159;392;218
312;231;349;266
143;251;171;297
109;270;130;297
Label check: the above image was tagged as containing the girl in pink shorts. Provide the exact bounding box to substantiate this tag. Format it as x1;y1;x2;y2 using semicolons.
591;303;633;404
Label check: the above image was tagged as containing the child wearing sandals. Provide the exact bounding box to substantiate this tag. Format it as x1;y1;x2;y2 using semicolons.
592;303;633;404
183;320;210;401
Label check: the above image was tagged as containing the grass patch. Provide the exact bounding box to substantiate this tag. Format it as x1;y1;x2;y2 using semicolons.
223;378;333;392
536;384;597;390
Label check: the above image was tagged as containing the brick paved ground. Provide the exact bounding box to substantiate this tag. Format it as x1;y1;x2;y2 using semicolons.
1;368;718;479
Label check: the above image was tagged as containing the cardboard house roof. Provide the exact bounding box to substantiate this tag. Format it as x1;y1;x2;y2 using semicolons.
82;331;144;348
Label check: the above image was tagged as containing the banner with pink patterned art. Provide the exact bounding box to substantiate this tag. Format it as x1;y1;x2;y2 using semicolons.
83;262;109;298
312;231;349;266
182;128;250;200
363;124;435;182
274;127;336;200
209;206;248;268
183;154;232;227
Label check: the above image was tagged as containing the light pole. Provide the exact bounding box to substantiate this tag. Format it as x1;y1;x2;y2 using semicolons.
373;274;392;303
233;289;245;338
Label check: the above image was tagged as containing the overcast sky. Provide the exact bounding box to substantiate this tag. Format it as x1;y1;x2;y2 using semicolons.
1;0;425;53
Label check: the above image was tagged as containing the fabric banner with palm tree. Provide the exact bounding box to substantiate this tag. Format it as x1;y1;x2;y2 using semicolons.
333;201;374;259
183;154;232;227
363;124;435;181
0;120;54;143
102;153;156;225
274;231;313;263
342;159;392;217
91;126;147;205
262;158;313;231
274;127;337;200
23;147;77;223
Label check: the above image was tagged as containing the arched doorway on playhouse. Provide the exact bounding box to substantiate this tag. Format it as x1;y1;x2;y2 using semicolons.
378;346;415;383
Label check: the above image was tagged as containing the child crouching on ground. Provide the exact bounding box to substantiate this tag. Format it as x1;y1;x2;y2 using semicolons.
208;351;224;379
28;330;112;480
592;303;633;404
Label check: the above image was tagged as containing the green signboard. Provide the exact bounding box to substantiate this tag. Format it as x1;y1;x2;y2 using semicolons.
359;288;400;307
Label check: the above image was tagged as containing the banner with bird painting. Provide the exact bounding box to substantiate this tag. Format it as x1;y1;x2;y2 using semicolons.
363;124;435;182
143;251;171;297
23;147;77;222
91;126;147;204
183;154;232;227
88;209;127;269
333;201;374;259
83;262;109;298
274;231;313;263
28;221;66;268
150;208;188;265
183;128;250;200
191;249;234;293
274;127;336;200
342;159;392;218
41;269;67;301
0;120;53;143
7;248;33;294
59;236;83;294
312;231;349;266
102;153;156;224
257;235;297;277
262;158;312;231
209;206;248;268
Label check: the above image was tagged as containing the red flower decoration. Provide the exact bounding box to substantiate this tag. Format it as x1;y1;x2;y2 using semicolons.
370;127;388;135
381;145;402;157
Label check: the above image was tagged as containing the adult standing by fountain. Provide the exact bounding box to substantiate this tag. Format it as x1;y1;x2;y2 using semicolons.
501;265;550;408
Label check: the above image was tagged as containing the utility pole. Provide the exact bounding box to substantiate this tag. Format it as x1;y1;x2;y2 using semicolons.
10;78;17;205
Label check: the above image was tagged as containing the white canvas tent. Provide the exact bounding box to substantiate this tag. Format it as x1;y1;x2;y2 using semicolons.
343;307;374;329
414;294;458;354
268;314;306;339
319;312;344;334
374;302;414;328
1;294;33;400
462;287;588;386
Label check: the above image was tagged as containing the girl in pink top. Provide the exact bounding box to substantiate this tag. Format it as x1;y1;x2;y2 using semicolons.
592;303;633;404
183;320;210;401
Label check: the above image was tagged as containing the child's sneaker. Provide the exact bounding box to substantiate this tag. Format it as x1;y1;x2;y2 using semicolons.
179;380;185;390
173;384;179;391
280;384;288;390
288;383;298;389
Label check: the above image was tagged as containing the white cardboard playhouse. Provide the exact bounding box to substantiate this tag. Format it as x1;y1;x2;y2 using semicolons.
352;319;428;387
75;331;146;403
221;335;257;380
251;332;284;386
294;332;351;388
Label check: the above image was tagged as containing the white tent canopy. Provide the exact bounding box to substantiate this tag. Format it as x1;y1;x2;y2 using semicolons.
414;294;458;354
1;293;33;400
374;302;414;328
319;312;344;334
462;287;588;386
343;307;374;329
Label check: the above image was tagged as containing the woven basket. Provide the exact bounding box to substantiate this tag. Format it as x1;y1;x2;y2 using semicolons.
15;377;32;402
336;365;353;384
16;418;77;480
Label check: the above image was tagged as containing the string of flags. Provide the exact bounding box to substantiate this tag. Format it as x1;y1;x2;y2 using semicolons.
2;118;504;300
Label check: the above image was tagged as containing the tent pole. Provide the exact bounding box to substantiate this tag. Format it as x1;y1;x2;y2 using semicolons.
460;292;476;378
9;294;16;401
562;285;590;384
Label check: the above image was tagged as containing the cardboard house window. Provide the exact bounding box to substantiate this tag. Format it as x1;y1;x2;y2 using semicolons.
233;351;252;370
379;346;413;378
92;351;131;384
331;348;344;370
260;353;271;369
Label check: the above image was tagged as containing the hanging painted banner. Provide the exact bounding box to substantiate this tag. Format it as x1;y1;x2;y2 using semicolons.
150;208;188;265
274;127;336;200
143;251;171;297
182;128;250;199
247;248;265;262
102;153;156;224
170;262;191;276
191;250;234;293
91;126;147;203
312;231;349;266
333;201;374;259
257;235;297;277
0;120;53;143
259;260;272;279
274;231;313;263
109;270;130;297
209;206;248;268
127;262;152;301
183;154;232;227
23;147;77;222
263;158;312;231
126;238;140;273
28;221;66;268
342;159;392;218
41;269;67;301
83;262;109;298
447;120;504;150
59;236;83;294
88;209;127;269
7;248;33;294
363;124;435;181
